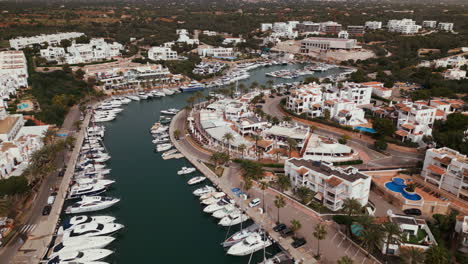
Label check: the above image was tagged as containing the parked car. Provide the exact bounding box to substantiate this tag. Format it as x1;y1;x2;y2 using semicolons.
273;223;286;232
249;198;261;208
403;208;422;216
280;227;293;237
291;237;307;248
42;205;52;216
47;195;56;205
58;169;65;177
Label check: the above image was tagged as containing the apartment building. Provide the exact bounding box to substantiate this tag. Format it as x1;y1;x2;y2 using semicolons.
261;23;273;32
296;22;320;33
148;47;178;61
338;31;349;39
429;99;464;118
300;37;358;53
39;47;66;62
347;26;365;35
438;23;454;31
9;32;84;50
0;51;28;98
434;55;467;68
455;215;468;254
361;81;392;98
422;147;468;201
285;158;371;211
444;69;466;80
365;21;382;30
394;101;436;143
65;38;123;64
320;21;342;34
222;37;245;45
387;19;421;34
422;20;437;28
176;29;199;45
197;46;234;58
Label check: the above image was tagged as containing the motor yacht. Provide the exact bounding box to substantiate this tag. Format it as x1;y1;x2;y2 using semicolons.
152;137;169;144
226;233;272;256
65;196;120;214
203;199;231;213
199;191;225;201
193;185;216;196
180;81;205;92
127;95;140;101
61;215;116;231
222;223;260;247
201;197;219;205
62;222;124;240
138;92;149;99
67;183;107;200
73;179;115;188
212;204;239;219
153;91;166;97
162;88;175;95
47;249;113;264
177;166;196;175
219;212;249;227
162;149;178;158
187;176;206;185
156;143;172;152
50;236;115;255
160;108;179;115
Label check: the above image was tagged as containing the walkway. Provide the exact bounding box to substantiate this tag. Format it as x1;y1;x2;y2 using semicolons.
170;109;381;264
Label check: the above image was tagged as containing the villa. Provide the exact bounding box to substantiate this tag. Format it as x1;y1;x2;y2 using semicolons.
148;46;178;61
64;38;123;64
393;101;436;144
285;158;371;211
176;29;199;45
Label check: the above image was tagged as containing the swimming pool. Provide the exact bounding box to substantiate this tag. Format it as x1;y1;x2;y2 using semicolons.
17;103;29;110
385;177;422;201
354;126;376;134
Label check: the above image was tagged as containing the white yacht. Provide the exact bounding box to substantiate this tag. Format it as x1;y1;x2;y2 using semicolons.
50;236;115;255
156;143;172;152
212;204;239;219
201;197;219;205
60;215;116;232
67;183;107;200
162;88;175;95
226;233;272;256
153;91;166;97
127;95;140;101
219;212;249;227
203;198;233;213
193;185;216;196
73;179;115;188
188;176;206;185
62;222;124;240
177;167;196;175
160;108;179;115
152;137;169;144
222;223;260;247
47;249;113;264
138;92;149;99
199;191;225;201
65;196;120;214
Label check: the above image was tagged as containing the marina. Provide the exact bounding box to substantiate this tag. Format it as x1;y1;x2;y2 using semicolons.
43;63;344;263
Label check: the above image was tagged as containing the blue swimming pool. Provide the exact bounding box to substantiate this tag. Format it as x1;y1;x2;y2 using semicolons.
17;103;29;110
354;126;376;133
385;177;422;201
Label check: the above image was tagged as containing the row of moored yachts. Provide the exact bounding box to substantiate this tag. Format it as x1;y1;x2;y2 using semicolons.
46;125;123;264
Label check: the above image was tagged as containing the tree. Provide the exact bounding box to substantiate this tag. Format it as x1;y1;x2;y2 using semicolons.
360;225;384;255
42;129;56;144
64;135;76;150
382;222;403;257
337;256;354;264
74;68;85;80
210;152;229;169
250;134;262;159
238;144;247;159
374;139;388;151
62;64;72;74
174;129;181;140
313;223;328;258
73;120;82;131
283;115;292;123
400;246;425;264
259;181;269;211
274;195;286;223
324;109;331;120
424;245;450;264
290;219;302;238
373;117;395;137
287;137;297;157
277;175;291;192
296;186;314;204
342;198;362;216
222;132;234;158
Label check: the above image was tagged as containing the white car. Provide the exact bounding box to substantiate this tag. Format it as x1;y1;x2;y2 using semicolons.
249;198;261;208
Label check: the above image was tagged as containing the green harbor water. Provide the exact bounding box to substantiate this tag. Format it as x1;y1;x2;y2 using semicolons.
69;64;344;263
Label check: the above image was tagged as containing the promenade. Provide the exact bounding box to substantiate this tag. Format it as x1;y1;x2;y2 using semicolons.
10;110;92;264
170;109;381;264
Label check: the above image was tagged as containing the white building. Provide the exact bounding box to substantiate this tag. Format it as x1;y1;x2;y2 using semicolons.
455;215;468;254
438;23;454;31
9;32;84;50
202;30;218;36
361;81;392;98
338;31;349;39
39;46;66;62
422;20;437;28
0;51;28;98
429;99;464;119
65;38;123;64
261;23;273;32
300;37;358;52
262;21;299;39
422;147;468;200
302;134;357;162
365;21;383;30
285;158;371;211
148;47;178;61
197;46;234;58
222;37;246;46
387;19;421;34
394;101;436;143
177;29;199;45
444;69;466;80
434;55;467;68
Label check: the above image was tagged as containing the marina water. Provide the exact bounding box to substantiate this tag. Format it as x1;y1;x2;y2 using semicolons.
71;64;344;263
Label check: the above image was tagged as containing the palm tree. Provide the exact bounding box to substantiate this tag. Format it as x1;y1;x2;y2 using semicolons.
342;198;362;216
250;81;258;91
360;225;384;256
259;181;269;211
382;222;403;257
400;246;425;264
309;125;317;133
337;256;354;264
287;138;297;158
313;223;328;258
266;80;274;89
222;132;234;158
290;219;302;238
274;195;286;223
424;245;450;264
238;144;246;159
42;129;56;144
174;129;181;140
283;115;292;123
186;96;196;108
296;186;314;204
277;175;291;192
250;134;262;159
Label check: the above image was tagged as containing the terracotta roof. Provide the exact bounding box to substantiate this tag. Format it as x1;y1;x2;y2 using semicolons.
434;156;452;166
431;100;448;105
427;164;446;175
401;106;411;112
436;109;445;117
361;81;383;86
296;167;309;175
401;123;415;130
395;130;408;137
374;217;390;224
257;140;273;149
325;176;343;188
340;109;349;114
324;100;334;106
313;104;321;108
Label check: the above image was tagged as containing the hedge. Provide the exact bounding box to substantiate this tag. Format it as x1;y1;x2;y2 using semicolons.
333;160;364;166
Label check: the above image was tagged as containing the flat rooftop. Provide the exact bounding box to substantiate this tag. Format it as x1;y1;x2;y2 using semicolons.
0;116;20;134
288;158;368;182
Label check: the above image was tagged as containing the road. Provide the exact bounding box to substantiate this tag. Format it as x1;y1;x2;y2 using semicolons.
0;105;83;264
171;109;381;264
262;96;422;167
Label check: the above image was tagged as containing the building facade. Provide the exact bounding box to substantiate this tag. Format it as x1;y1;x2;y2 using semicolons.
9;32;84;50
300;37;358;52
148;47;178;61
